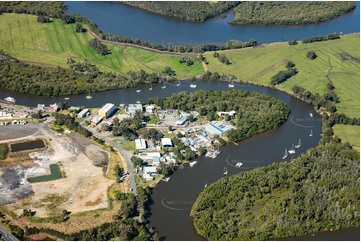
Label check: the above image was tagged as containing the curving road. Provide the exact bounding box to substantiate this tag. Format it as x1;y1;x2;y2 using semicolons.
0;225;18;241
86;127;137;196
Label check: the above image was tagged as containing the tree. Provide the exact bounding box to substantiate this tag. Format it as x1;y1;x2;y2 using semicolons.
89;38;110;55
288;39;298;45
31;110;43;119
307;50;317;60
161;66;175;76
131;156;143;167
75;23;83;33
37;14;50;23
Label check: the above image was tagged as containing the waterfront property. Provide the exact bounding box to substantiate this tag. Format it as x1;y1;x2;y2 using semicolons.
77;108;90;118
127;104;143;116
145;105;155;113
98;103;117;118
91;116;103;125
138;152;161;160
143;166;158;181
37;103;59;112
205;121;236;136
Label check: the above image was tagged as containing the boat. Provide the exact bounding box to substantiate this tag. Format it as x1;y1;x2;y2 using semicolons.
309;129;313;137
309;112;313;118
64;97;70;100
161;81;167;89
288;144;296;154
136;89;142;93
190;83;197;88
149;84;153;91
162;177;170;182
223;167;228;176
189;161;198;167
176;80;181;86
4;96;16;103
204;181;208;188
282;149;288;159
228;80;235;88
295;139;302;149
235;162;243;167
119;98;125;107
86;90;93;99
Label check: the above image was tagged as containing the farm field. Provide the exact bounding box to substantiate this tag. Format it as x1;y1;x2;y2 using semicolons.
205;33;360;118
0;13;203;78
333;124;360;151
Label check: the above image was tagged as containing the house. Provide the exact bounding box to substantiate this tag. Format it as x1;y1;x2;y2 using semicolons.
0;111;12;118
161;138;173;147
77;108;90;118
145;105;155;114
138;152;161;160
143;173;154;181
205;121;236;136
135;139;147;150
143;166;158;181
217;110;236;117
175;115;189;126
37;104;45;110
127;104;143;116
98;103;116;119
91;116;103;125
153;157;160;166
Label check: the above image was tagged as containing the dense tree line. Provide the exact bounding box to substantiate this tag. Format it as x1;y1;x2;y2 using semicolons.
191;140;359;240
0;1;66;18
213;52;231;65
302;33;340;44
54;113;92;137
122;1;240;22
231;2;356;25
270;67;298;85
292;85;338;113
36;14;50;23
0;52;175;96
328;113;360;126
148;89;289;143
89;38;111;55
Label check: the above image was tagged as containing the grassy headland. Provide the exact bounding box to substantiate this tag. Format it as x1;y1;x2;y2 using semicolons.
204;33;360;118
333;124;360;151
0;13;203;78
232;2;356;25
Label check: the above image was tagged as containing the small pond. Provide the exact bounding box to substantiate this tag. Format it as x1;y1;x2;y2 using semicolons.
10;140;46;152
27;164;63;183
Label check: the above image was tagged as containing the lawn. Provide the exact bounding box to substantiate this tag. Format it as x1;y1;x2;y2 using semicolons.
333;124;360;151
0;13;203;78
205;33;360;118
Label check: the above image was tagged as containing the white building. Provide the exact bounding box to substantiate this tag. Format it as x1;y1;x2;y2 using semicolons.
205;121;236;136
0;111;12;118
91;116;103;125
98;103;116;118
127;104;143;116
143;166;158;181
135;139;147;150
217;110;236;117
145;105;155;114
77;108;90;118
161;138;173;147
138;152;161;160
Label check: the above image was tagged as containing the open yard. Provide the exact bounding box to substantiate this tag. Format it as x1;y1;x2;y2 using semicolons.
205;33;360;118
333;124;360;151
0;13;203;78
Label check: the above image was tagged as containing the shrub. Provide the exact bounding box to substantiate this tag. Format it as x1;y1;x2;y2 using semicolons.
307;50;317;60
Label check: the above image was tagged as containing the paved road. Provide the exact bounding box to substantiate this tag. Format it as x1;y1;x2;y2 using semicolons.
0;225;18;241
87;127;137;196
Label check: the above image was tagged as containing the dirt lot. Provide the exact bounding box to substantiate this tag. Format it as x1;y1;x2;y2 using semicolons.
1;123;114;217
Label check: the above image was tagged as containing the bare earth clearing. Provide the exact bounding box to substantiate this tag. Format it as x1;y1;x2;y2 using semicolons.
0;123;114;217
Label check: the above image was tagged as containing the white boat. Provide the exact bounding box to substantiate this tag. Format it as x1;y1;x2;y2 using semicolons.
149;84;153;91
162;177;170;182
235;162;243;167
223;167;228;176
86;90;93;99
136;89;142;93
309;113;313;118
282;149;288;159
176;80;181;86
64;97;70;100
295;139;302;149
161;81;167;89
204;181;208;188
288;144;296;154
189;161;198;167
228;80;235;88
309;129;313;137
190;83;197;88
4;96;16;103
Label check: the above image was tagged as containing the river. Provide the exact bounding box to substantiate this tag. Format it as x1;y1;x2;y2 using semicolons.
1;1;360;240
66;1;360;45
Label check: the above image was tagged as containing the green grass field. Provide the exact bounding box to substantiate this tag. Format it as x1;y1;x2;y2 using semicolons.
333;124;360;151
205;33;360;118
0;13;203;78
